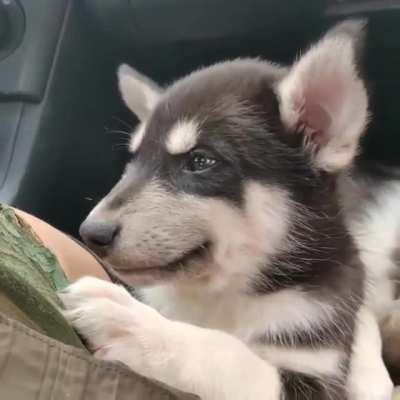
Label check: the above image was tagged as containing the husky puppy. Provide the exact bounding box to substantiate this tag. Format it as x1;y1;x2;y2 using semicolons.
61;21;393;399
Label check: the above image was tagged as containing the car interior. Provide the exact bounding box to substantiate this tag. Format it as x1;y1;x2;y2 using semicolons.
1;0;400;238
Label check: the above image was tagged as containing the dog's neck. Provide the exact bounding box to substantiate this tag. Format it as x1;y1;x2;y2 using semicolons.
255;194;359;295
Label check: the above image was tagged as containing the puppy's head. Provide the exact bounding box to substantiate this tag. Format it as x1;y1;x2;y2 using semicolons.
81;21;368;289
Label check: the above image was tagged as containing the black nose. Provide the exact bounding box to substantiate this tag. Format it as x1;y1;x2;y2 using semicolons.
79;220;119;248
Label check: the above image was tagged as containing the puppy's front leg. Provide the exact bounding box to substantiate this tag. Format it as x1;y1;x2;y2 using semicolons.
152;319;281;400
60;277;281;400
348;307;393;400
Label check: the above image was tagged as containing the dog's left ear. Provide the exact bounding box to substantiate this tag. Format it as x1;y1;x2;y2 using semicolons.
277;20;368;172
117;64;162;121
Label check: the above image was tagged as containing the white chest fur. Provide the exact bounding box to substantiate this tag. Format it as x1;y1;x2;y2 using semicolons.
141;285;335;343
140;284;347;379
343;180;400;320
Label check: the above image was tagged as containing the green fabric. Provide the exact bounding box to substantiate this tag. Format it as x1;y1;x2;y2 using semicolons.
0;204;85;349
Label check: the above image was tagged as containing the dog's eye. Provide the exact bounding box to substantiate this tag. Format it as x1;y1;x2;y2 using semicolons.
184;151;218;173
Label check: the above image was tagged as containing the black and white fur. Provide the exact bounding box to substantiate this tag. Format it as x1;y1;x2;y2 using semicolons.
339;164;400;377
61;21;394;399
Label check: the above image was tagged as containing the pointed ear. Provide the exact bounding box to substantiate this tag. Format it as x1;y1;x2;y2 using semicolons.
277;20;369;172
117;64;162;121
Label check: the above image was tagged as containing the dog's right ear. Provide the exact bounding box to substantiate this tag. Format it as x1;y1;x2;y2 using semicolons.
117;64;162;121
277;20;368;172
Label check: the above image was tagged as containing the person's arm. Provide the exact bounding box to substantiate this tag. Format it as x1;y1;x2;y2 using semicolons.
13;208;110;282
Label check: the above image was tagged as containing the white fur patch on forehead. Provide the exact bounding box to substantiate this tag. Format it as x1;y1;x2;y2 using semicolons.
129;123;146;153
165;119;200;155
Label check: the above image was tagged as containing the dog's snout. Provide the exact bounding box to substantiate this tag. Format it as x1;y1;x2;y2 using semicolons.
79;220;120;249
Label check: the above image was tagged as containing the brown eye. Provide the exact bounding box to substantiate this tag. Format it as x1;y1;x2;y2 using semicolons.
184;151;218;173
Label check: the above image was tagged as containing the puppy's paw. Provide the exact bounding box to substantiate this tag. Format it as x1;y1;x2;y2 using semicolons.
59;276;133;308
59;277;172;379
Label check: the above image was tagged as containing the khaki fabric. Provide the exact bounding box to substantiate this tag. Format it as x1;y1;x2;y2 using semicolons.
0;313;196;400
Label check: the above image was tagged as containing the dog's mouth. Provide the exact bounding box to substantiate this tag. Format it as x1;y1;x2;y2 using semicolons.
103;242;212;283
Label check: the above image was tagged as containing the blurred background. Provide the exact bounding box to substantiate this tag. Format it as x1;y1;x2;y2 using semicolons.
0;0;399;236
